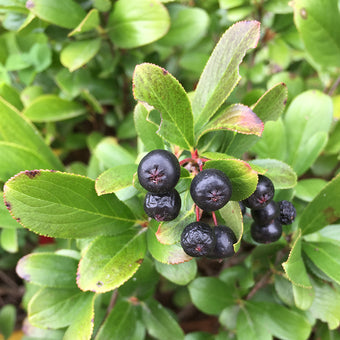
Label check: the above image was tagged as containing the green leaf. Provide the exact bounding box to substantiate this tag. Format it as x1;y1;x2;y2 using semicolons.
0;97;63;170
16;253;78;288
158;4;209;47
0;142;52;182
284;90;333;175
133;103;164;151
293;0;340;68
245;301;311;340
28;288;94;329
0;83;23;111
188;277;235;315
251;119;287;160
274;275;294;307
142;299;184;340
295;178;327;202
147;220;191;264
282;230;312;288
23;95;86;122
292;284;315;311
197;104;264;141
237;307;272;340
95;300;137;340
249;159;297;189
94;137;135;169
3;170;135;239
252;82;288;122
300;173;340;235
309;278;340;330
0;304;16;340
155;259;197;285
226;83;288;157
303;241;340;285
192;21;260;129
26;0;85;29
60;39;101;72
108;0;170;48
68;9;100;37
203;159;258;201
0;228;18;253
219;201;243;252
77;230;146;293
95;164;138;196
133;63;194;150
63;293;95;340
155;209;195;245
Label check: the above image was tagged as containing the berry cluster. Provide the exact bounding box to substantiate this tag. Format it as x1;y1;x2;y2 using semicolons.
138;150;181;221
137;150;296;258
242;175;296;244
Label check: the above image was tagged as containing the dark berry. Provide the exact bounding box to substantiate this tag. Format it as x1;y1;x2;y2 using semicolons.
138;149;180;193
278;200;296;225
242;175;274;210
190;169;232;212
250;219;282;244
208;225;237;259
251;201;279;224
181;222;215;257
239;201;246;216
144;189;181;221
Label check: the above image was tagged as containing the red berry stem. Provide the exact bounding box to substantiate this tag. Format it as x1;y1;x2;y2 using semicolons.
212;211;218;226
179;158;193;166
195;205;200;222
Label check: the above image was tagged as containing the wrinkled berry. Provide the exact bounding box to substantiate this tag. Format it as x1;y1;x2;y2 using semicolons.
138;149;180;193
144;189;181;221
242;175;274;210
181;222;215;257
208;225;237;259
190;169;232;212
278;200;296;225
251;201;279;224
250;219;282;244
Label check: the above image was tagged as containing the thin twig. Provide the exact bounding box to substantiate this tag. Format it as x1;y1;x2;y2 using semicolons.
246;270;272;300
327;75;340;96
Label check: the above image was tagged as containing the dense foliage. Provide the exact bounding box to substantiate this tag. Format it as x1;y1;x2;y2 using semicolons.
0;0;340;339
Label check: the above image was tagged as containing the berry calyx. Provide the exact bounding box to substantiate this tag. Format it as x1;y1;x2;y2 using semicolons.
138;149;180;193
181;222;215;257
242;175;274;210
251;200;279;224
190;169;232;212
278;200;296;225
208;225;237;259
144;189;181;221
250;219;282;244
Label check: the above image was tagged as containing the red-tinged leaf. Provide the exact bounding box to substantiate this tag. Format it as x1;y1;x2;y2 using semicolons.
197;104;264;141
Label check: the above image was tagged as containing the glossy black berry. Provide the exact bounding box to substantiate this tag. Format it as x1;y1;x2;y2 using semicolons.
138;149;180;193
242;175;274;210
278;200;296;225
181;222;215;257
250;219;282;244
239;201;246;216
144;189;181;221
251;200;279;224
190;169;232;212
208;225;237;259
